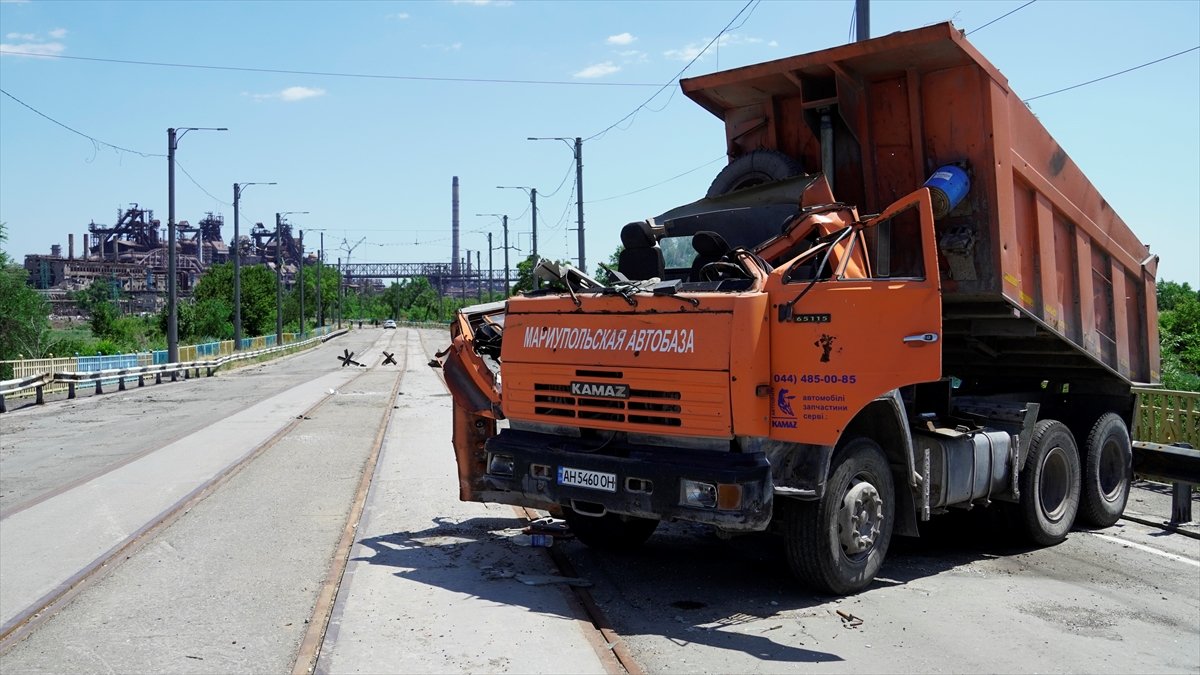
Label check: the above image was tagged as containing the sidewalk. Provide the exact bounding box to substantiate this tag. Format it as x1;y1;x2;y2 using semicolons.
316;332;610;674
0;368;362;633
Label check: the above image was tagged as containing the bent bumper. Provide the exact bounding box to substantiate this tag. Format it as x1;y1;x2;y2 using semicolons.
481;430;774;531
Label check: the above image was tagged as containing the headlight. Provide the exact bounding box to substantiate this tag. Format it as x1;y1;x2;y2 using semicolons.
681;479;717;508
487;453;514;477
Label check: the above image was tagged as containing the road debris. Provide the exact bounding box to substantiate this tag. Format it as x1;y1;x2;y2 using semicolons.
836;609;864;629
515;574;593;588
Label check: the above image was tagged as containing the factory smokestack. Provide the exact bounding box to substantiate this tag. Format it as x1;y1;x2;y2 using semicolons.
83;234;90;260
69;234;75;260
452;176;460;276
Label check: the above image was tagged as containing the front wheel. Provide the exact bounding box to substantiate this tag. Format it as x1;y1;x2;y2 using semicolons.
784;437;895;595
1015;420;1081;545
563;508;659;552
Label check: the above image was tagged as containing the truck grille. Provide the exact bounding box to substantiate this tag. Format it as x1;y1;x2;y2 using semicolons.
533;383;683;427
506;365;730;437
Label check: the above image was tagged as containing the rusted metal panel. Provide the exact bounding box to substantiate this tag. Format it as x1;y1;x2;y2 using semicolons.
681;21;1157;385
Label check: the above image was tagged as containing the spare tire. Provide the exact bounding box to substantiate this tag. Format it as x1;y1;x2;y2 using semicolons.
706;149;804;198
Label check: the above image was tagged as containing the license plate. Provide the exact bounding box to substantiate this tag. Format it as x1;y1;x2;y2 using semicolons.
557;466;617;492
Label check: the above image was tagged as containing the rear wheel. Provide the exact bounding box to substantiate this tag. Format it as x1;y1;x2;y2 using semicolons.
1016;420;1081;545
1077;413;1132;528
706;150;804;197
563;508;659;552
784;437;894;595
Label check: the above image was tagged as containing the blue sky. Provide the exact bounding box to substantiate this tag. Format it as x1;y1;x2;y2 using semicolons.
1;0;1197;287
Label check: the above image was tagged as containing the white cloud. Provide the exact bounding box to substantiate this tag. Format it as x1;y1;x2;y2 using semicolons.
606;32;635;46
421;42;462;52
451;0;513;5
280;86;325;101
6;33;36;40
48;28;68;39
768;40;778;48
248;86;327;102
386;12;410;20
573;61;619;79
617;49;648;63
664;33;769;61
0;41;65;57
663;44;704;62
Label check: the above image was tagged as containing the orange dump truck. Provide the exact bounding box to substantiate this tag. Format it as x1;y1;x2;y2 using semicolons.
441;23;1158;594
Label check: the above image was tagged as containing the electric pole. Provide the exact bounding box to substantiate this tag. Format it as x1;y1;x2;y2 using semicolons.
318;232;324;328
298;229;305;338
275;213;283;345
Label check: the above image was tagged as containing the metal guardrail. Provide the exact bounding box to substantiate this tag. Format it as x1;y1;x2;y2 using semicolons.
0;329;346;413
1132;387;1199;524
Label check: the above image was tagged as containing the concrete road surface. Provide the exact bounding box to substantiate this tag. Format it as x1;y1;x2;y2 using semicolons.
1;325;1197;674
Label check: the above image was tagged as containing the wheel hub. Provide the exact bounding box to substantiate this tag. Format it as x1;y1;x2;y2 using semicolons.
838;480;883;555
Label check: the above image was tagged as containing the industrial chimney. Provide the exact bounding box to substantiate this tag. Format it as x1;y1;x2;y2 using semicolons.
68;233;75;260
452;176;460;276
83;234;90;260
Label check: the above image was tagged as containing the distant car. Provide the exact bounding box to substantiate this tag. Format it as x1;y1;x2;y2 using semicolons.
383;319;397;329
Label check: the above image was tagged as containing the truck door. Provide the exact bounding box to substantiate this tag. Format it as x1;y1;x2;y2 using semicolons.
765;189;942;446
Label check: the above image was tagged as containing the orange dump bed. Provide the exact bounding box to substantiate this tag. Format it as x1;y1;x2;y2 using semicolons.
681;22;1158;385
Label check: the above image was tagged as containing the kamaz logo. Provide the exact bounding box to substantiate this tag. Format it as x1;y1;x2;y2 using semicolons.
570;381;630;399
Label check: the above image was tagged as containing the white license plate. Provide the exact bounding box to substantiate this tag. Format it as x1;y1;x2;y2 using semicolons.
558;466;617;492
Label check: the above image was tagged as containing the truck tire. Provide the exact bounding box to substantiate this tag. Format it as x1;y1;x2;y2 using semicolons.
564;509;659;552
1016;420;1081;545
1077;413;1132;528
706;150;804;197
784;437;894;595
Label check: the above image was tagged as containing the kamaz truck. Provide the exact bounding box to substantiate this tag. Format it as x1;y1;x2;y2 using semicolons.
439;23;1158;594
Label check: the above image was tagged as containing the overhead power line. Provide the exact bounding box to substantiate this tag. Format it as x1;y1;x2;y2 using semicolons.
1024;45;1199;102
2;87;230;207
0;50;662;88
588;154;724;201
967;0;1037;36
1;87;161;158
584;0;761;142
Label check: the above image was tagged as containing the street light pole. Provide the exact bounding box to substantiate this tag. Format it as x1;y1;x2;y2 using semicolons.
275;213;283;345
476;213;512;298
274;211;308;345
529;136;585;272
232;181;275;350
487;233;493;301
298;230;305;338
166;125;226;362
497;186;538;289
318;232;324;328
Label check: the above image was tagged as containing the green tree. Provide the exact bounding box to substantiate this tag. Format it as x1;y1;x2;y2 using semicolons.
1158;280;1200;391
511;255;576;294
596;245;624;284
0;223;54;366
72;279;123;338
184;262;280;339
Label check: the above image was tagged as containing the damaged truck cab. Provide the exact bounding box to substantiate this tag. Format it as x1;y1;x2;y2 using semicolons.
441;23;1157;595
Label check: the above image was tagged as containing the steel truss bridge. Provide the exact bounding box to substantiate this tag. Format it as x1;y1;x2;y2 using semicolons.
340;262;508;296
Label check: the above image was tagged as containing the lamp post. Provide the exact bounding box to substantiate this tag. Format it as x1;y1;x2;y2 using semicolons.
232;181;275;350
275;211;308;345
167;126;226;362
528;136;585;272
477;213;512;297
496;185;537;262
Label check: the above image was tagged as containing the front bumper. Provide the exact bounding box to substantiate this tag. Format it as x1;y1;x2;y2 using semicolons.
481;429;774;531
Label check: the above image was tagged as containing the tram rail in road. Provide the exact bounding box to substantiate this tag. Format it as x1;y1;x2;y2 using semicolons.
0;326;1196;673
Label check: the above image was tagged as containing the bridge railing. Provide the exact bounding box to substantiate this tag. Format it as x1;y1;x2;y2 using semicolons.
1131;387;1199;525
0;326;337;408
0;329;347;413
